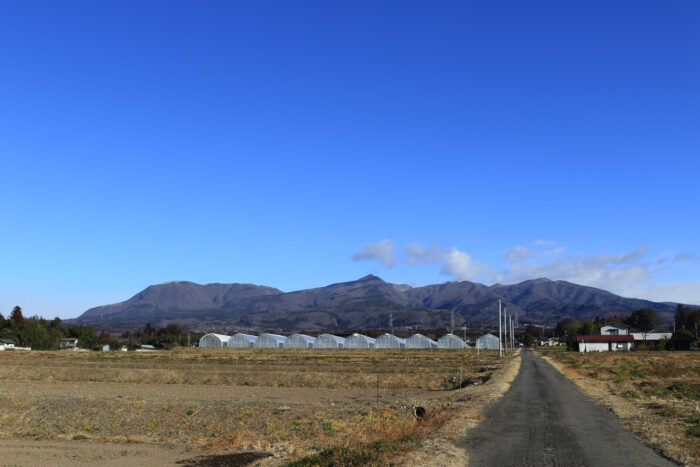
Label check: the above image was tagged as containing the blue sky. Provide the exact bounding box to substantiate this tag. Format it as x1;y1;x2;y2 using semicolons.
1;1;698;319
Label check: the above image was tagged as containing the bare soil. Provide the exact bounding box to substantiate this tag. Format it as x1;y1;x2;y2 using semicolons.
0;348;515;465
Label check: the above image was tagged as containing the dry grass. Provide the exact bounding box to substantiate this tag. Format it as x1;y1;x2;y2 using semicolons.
541;350;700;466
0;348;513;464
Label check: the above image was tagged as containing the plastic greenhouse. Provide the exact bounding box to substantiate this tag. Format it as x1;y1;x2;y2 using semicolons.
255;333;286;348
313;334;346;349
476;333;500;350
375;333;406;349
344;333;376;349
199;333;231;348
229;333;257;348
284;334;316;348
437;334;469;349
405;333;438;349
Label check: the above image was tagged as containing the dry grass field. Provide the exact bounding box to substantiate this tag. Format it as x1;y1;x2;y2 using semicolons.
0;348;514;465
541;349;700;466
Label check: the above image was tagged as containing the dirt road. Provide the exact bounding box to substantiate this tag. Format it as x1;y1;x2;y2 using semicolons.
461;349;675;466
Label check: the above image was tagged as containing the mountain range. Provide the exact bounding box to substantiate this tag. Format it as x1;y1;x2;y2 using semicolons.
71;275;678;333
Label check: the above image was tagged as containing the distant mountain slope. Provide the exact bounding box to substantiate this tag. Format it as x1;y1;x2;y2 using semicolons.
72;275;679;332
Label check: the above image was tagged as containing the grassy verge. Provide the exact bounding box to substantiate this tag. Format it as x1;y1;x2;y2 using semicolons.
540;350;699;465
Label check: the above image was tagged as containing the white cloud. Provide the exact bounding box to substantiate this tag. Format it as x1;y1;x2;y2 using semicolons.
504;245;531;261
674;253;698;262
403;242;445;265
401;242;485;280
351;239;395;268
620;280;700;306
492;245;652;291
533;239;558;247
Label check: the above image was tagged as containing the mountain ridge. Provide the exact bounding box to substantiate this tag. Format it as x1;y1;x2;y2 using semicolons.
71;275;680;333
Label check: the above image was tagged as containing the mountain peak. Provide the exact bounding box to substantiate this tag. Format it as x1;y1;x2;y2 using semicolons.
357;274;385;283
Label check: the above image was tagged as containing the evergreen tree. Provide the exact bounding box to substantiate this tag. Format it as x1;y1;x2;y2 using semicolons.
10;306;24;329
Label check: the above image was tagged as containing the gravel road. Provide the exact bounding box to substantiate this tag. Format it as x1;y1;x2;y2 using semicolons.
461;349;675;467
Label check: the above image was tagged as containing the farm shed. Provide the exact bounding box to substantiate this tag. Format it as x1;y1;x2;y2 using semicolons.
476;334;500;350
229;333;257;348
199;333;231;348
375;333;406;349
437;334;469;349
313;334;346;349
345;333;376;349
255;333;286;348
284;334;316;348
406;334;438;349
577;335;634;352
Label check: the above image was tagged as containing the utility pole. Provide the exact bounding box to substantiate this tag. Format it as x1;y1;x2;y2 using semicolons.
451;310;455;335
510;316;514;351
504;306;508;354
498;299;503;357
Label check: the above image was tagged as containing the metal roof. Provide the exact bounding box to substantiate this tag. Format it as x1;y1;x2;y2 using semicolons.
577;335;634;343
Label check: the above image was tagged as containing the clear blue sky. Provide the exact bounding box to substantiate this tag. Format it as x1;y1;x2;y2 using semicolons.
1;1;698;319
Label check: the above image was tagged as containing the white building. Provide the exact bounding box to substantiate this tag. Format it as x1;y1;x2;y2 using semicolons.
199;333;230;348
437;334;469;349
631;331;673;342
255;333;286;348
600;324;629;336
229;333;257;348
375;333;406;349
475;334;500;350
284;334;316;348
344;333;376;349
577;335;634;352
0;338;16;351
406;334;438;349
59;338;79;350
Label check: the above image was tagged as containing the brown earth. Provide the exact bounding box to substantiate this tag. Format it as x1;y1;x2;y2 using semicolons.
0;348;517;465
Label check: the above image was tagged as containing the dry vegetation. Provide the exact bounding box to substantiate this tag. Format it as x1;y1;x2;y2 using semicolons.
541;349;700;466
0;348;515;465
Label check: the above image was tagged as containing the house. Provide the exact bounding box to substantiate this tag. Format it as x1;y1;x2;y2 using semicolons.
577;335;634;352
541;337;563;347
0;338;16;351
59;338;79;350
600;324;629;336
101;344;110;351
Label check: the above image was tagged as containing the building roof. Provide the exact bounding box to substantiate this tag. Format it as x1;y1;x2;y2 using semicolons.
0;338;16;345
576;335;634;343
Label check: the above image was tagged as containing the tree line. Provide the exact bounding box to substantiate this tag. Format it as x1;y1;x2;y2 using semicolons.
0;306;199;350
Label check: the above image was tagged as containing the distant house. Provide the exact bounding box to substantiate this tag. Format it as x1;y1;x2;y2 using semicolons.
59;338;79;350
541;338;564;347
577;335;634;352
600;324;629;336
101;344;110;351
140;344;156;350
0;338;16;351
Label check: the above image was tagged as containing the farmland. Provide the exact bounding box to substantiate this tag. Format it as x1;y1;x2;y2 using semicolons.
540;350;700;465
0;348;518;465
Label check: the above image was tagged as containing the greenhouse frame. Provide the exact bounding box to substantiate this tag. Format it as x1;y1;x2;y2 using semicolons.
476;333;500;350
375;333;406;349
437;333;469;349
313;333;346;349
229;333;257;348
199;333;231;348
344;333;376;349
405;333;438;349
255;333;286;348
284;334;316;348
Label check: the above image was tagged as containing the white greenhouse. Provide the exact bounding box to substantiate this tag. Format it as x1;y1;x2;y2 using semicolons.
437;334;469;349
406;334;438;349
284;334;316;348
344;333;376;349
255;333;286;348
229;333;257;348
476;334;500;350
199;333;231;348
375;333;406;349
313;334;346;349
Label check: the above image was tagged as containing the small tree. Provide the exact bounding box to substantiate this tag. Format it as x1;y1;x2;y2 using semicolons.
625;308;657;340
